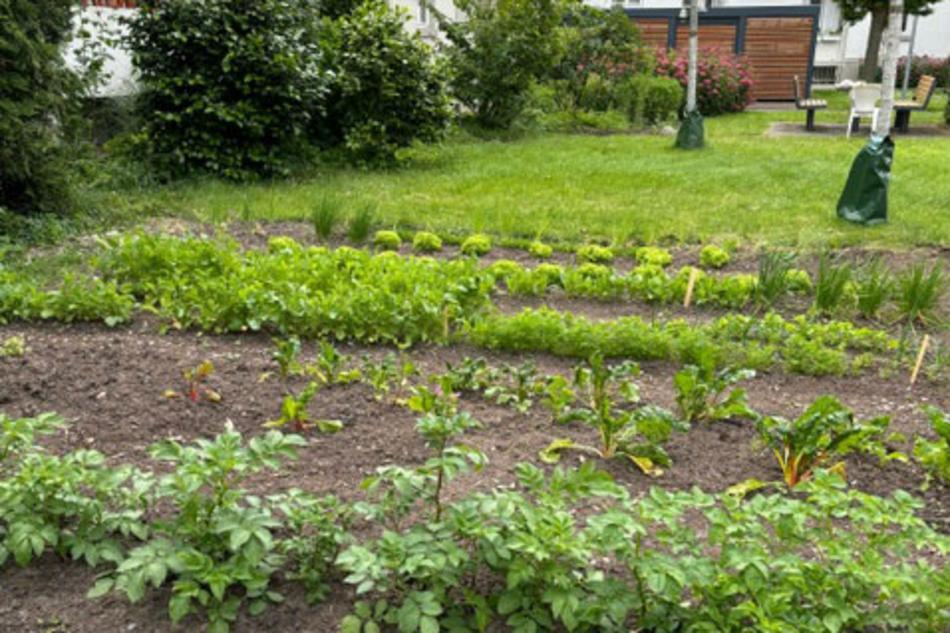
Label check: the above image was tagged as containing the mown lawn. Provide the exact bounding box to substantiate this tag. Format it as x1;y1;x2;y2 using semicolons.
135;92;950;248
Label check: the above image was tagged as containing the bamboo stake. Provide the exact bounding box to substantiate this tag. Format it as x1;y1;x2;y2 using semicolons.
910;334;930;386
683;267;700;308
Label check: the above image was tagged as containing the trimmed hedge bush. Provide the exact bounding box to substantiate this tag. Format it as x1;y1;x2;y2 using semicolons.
615;74;683;124
127;0;328;179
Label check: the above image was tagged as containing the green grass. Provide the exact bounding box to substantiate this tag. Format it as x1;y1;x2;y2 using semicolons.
132;93;950;248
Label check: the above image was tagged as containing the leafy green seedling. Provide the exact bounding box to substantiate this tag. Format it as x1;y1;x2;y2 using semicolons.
266;382;342;433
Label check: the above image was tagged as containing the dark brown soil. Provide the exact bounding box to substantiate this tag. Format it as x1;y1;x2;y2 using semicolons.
1;319;949;632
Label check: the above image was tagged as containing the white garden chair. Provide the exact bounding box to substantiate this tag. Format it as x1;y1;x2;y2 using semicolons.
846;84;879;138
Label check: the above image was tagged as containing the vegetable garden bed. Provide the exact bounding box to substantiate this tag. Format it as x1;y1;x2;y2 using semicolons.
1;229;948;632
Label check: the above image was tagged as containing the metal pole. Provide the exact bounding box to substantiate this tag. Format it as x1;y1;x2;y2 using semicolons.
875;0;904;137
901;14;919;98
687;0;698;113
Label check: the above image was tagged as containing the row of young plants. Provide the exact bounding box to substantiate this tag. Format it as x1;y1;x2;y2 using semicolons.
317;217;945;326
1;235;936;379
1;234;495;344
266;342;943;488
490;253;945;325
466;307;902;377
2;378;948;632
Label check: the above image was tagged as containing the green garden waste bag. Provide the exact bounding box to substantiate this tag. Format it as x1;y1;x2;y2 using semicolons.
836;135;894;225
675;110;704;149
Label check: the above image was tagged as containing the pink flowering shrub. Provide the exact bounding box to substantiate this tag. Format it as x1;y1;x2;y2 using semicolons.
891;55;950;89
654;47;753;116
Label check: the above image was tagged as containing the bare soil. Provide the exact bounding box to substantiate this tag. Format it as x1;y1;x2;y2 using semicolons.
1;318;948;632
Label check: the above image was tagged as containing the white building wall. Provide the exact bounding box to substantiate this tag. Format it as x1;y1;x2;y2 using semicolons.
65;6;137;97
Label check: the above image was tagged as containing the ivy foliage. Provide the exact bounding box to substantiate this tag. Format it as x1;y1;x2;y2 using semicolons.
0;0;81;215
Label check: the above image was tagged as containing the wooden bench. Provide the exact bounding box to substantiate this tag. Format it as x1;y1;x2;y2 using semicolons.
894;75;937;133
793;75;827;131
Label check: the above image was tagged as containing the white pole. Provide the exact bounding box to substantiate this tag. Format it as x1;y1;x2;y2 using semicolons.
874;0;904;138
901;14;919;98
687;0;699;113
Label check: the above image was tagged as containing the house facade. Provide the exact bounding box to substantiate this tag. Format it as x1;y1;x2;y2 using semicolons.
71;0;950;97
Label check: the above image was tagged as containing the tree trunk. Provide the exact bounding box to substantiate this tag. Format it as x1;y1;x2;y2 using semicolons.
860;7;888;82
875;0;904;136
686;0;699;113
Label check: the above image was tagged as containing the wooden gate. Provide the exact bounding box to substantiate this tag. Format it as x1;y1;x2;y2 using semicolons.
626;7;820;101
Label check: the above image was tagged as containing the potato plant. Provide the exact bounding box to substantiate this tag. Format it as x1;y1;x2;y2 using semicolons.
0;413;151;568
914;406;950;485
91;425;309;632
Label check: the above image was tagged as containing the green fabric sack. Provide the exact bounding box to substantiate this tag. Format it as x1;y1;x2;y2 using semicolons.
674;110;704;150
836;135;894;225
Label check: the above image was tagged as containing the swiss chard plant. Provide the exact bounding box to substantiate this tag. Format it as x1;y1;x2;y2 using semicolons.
90;424;308;632
484;361;541;414
755;395;891;487
673;358;757;424
308;341;362;385
265;381;343;434
165;360;221;403
540;355;686;476
271;336;303;382
360;352;417;402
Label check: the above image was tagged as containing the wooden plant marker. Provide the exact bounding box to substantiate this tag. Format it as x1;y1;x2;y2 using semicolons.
683;268;700;309
910;334;930;386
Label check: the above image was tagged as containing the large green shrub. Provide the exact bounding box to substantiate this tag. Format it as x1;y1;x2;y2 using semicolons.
439;0;566;129
126;0;328;179
0;0;80;215
317;1;450;164
557;6;651;108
